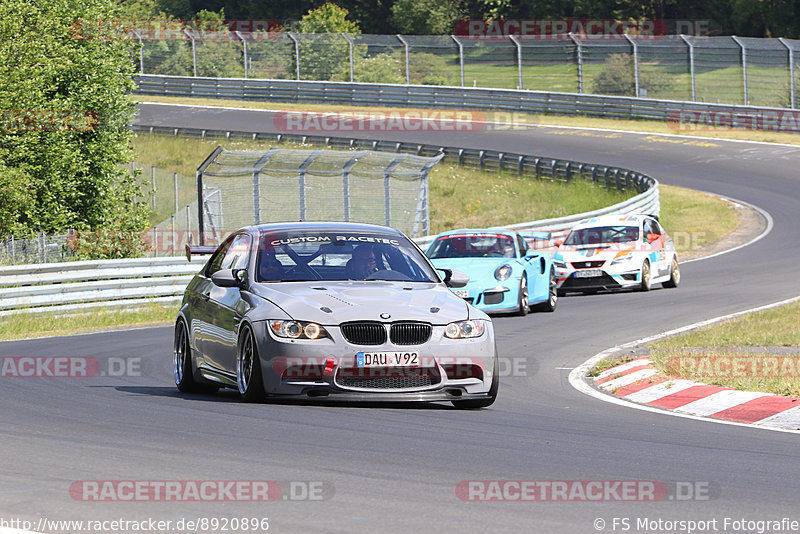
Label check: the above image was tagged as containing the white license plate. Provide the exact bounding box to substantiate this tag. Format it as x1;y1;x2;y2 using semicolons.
357;352;420;367
574;269;603;278
452;289;469;298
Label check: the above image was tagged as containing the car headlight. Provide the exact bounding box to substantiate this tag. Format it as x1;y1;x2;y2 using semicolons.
494;264;513;281
269;320;328;340
445;320;486;339
553;260;567;269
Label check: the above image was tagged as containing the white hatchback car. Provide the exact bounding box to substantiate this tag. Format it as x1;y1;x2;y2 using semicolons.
552;214;679;295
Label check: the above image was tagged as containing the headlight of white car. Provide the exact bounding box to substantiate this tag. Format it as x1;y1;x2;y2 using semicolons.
553;260;567;269
494;264;513;281
269;320;329;340
445;320;486;339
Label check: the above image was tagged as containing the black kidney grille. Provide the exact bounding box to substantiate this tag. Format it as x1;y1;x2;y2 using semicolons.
390;322;432;345
340;322;387;345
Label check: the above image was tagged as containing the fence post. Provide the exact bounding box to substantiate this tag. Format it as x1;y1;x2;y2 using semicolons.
174;172;179;221
151;166;156;211
509;35;523;90
679;35;696;101
623;35;640;97
132;29;144;74
235;31;248;78
38;233;45;263
342;33;355;82
732;36;747;104
288;32;301;81
568;33;583;94
779;38;795;109
397;35;410;85
298;150;322;221
184;29;197;77
384;159;403;227
451;35;465;87
342;152;362;222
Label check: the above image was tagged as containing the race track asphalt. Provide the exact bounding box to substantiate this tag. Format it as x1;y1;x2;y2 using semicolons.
1;103;799;533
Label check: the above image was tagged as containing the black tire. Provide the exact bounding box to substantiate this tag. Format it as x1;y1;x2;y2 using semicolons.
534;268;558;312
516;275;529;316
638;259;652;292
557;288;567;297
237;325;266;402
662;256;680;288
452;354;499;409
174;320;217;394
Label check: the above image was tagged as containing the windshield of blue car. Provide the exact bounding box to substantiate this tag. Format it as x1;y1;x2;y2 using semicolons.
256;230;439;283
563;226;639;246
426;233;517;259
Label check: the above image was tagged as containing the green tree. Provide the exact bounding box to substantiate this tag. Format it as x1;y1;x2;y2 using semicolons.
298;3;359;33
296;4;359;80
391;0;466;35
0;0;148;255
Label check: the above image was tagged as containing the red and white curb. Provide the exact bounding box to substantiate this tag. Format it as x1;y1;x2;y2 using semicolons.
594;357;800;430
569;295;800;434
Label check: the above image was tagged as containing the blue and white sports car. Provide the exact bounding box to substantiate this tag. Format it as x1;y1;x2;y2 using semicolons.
426;228;558;316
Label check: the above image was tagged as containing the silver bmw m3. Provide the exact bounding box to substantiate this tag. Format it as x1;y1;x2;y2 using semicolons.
174;222;499;408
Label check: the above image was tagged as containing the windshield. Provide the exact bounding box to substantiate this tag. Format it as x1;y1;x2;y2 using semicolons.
563;226;639;246
427;233;517;259
256;230;439;283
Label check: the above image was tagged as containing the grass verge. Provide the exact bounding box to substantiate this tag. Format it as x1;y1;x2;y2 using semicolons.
646;300;800;397
0;303;178;342
132;133;635;233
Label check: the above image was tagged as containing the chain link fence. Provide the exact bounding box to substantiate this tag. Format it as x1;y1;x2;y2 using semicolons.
133;32;800;108
196;146;443;245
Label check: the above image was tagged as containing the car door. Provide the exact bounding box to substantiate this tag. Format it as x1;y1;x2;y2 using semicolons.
514;233;544;297
203;232;253;379
188;235;234;370
643;218;669;276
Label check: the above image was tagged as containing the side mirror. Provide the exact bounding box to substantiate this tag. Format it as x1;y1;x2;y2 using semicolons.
646;233;661;244
212;268;246;288
437;268;469;288
553;239;564;248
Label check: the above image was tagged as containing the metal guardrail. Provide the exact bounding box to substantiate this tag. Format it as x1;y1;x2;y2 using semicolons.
5;122;658;315
135;74;800;133
0;256;206;316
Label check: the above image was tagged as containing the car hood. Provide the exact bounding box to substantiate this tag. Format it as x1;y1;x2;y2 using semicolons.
556;243;637;262
249;281;472;324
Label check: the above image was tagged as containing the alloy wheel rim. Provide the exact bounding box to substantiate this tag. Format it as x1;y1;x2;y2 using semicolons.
238;331;253;393
174;323;185;384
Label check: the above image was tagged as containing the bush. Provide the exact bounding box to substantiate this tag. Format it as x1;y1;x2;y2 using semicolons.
333;50;458;85
591;53;673;97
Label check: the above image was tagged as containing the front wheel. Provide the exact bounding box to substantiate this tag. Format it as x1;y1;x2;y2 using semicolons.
174;320;217;394
534;268;558;312
662;256;680;288
638;260;652;292
237;325;266;402
452;355;499;409
516;275;529;316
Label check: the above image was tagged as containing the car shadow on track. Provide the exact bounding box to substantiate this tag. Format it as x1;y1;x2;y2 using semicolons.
114;386;459;410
